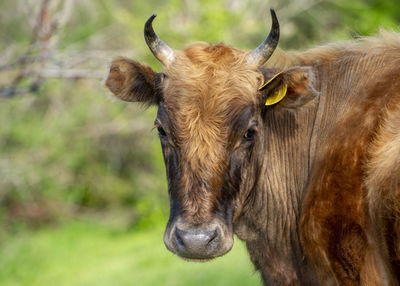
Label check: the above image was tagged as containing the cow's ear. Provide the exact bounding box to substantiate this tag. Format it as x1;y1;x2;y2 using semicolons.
105;57;161;105
259;67;317;109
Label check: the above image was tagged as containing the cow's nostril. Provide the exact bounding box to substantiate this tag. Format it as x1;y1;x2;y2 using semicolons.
174;228;185;249
207;229;218;246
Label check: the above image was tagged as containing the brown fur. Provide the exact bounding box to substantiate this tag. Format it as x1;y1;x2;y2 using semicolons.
105;31;400;285
297;32;400;285
365;96;400;284
161;43;262;220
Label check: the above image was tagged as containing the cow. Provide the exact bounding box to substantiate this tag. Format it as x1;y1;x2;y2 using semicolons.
104;9;400;285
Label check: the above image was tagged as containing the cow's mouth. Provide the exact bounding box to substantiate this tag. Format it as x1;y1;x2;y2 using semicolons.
163;218;234;261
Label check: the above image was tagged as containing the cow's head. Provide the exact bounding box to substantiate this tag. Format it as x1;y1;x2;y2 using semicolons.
105;9;316;261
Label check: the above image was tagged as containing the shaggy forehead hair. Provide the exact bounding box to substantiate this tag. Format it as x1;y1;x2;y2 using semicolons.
160;42;263;218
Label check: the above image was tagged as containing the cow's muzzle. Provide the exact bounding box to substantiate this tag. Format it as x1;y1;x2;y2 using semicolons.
164;218;234;261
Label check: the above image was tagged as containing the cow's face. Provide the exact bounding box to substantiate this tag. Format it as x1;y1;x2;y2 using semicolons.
105;11;316;260
154;44;264;260
107;45;264;260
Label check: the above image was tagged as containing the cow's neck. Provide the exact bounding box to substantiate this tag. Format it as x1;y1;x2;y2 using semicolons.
235;50;392;284
234;98;320;284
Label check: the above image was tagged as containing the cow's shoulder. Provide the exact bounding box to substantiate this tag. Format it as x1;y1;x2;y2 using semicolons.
299;83;400;284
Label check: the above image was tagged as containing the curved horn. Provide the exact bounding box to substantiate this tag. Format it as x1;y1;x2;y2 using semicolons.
247;9;280;66
144;14;175;65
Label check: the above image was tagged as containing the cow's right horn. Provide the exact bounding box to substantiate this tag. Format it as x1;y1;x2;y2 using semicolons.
144;14;175;66
247;9;280;66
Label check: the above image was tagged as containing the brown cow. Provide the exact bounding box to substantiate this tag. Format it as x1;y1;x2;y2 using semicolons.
105;9;400;285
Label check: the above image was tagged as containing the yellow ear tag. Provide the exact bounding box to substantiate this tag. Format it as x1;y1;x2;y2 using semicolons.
258;72;288;106
265;83;287;106
258;72;282;91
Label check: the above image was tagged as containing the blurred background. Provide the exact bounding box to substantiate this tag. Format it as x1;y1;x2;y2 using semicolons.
0;0;399;285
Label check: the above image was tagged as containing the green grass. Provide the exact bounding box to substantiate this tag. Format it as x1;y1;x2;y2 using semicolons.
0;221;261;286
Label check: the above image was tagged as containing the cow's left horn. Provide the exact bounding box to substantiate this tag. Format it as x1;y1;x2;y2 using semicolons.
144;14;175;65
247;9;280;66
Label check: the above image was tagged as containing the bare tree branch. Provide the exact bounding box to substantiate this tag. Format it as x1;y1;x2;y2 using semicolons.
0;0;114;98
38;68;106;79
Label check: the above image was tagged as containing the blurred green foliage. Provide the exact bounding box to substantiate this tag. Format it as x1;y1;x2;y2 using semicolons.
0;220;260;285
0;0;399;232
0;79;167;230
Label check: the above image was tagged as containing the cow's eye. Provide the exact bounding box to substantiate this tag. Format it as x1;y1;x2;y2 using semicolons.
243;127;257;141
157;126;167;137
